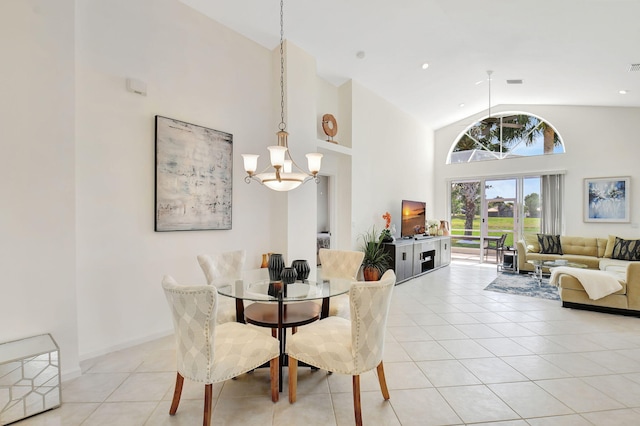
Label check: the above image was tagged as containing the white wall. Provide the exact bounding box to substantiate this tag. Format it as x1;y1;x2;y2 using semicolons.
317;176;329;233
314;78;353;250
351;82;434;243
75;0;284;358
2;0;437;372
334;82;355;250
282;41;319;268
434;104;640;238
0;0;80;378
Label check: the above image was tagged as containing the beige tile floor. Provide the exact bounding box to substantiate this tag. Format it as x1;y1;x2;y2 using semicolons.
15;262;640;425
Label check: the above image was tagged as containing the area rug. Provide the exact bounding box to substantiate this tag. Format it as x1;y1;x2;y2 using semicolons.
484;273;560;301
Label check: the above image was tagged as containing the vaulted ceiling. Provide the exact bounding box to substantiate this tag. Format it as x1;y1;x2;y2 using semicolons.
180;0;640;129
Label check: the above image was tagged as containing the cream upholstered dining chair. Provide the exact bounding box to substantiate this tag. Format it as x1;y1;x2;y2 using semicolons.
197;250;245;324
318;248;364;280
318;248;365;318
162;276;279;426
287;269;396;426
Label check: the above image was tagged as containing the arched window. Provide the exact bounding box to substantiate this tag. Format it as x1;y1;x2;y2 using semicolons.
447;113;565;164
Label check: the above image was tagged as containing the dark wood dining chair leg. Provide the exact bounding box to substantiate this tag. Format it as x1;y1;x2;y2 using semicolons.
353;375;362;426
203;383;212;426
288;357;298;403
376;361;390;400
169;372;184;415
270;357;279;402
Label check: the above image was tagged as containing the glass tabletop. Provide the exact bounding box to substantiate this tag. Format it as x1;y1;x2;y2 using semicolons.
528;259;588;268
543;260;588;268
216;278;352;302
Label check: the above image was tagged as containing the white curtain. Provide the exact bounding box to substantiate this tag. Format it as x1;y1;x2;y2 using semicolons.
541;174;564;235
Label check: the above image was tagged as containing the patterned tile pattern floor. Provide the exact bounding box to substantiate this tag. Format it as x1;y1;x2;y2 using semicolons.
14;262;640;425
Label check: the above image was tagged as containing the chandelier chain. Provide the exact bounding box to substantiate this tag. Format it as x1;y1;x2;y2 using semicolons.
279;0;286;131
240;0;322;190
487;70;493;119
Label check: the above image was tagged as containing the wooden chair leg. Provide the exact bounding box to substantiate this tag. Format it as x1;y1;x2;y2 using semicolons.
352;375;362;426
376;361;390;400
288;357;298;403
169;372;184;415
203;383;212;426
270;357;279;402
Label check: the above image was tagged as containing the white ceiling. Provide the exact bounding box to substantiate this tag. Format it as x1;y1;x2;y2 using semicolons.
180;0;640;129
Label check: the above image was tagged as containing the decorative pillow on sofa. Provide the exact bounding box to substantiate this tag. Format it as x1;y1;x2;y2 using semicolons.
523;234;540;253
612;237;640;261
537;234;563;254
603;235;616;258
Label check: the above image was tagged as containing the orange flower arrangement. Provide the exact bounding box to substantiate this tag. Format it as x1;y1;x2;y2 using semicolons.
382;212;391;229
380;212;393;242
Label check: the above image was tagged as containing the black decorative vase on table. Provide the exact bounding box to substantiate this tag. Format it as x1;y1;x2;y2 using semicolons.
281;267;297;285
291;259;310;282
280;267;297;298
268;253;285;281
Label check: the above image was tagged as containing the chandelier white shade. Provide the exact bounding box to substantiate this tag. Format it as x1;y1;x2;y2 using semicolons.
241;0;322;192
242;131;323;192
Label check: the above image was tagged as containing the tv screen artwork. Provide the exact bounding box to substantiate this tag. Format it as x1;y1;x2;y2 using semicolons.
401;200;426;237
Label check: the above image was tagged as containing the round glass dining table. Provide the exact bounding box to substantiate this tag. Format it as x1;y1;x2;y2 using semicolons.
216;278;352;391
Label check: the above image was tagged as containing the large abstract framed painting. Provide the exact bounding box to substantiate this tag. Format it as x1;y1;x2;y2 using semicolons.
155;116;232;231
584;176;630;223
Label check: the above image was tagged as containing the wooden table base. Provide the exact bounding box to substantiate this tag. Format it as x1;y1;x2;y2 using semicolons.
243;301;320;329
243;301;321;392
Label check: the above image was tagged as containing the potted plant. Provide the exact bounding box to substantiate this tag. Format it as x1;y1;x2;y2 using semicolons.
358;226;391;281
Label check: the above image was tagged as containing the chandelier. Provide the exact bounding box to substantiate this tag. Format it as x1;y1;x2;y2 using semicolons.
241;0;322;192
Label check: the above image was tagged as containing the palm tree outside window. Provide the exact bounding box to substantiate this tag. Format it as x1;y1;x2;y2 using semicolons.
448;113;564;164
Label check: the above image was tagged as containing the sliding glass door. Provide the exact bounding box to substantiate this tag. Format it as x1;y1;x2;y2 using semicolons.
523;177;542;239
450;176;543;263
484;178;516;260
450;181;482;261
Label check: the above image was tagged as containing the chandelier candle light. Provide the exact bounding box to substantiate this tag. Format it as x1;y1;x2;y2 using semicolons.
241;0;322;192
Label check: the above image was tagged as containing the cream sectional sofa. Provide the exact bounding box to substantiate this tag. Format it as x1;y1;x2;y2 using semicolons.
517;235;605;272
516;235;640;314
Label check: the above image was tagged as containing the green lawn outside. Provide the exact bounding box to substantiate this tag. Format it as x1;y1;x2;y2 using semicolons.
449;215;540;248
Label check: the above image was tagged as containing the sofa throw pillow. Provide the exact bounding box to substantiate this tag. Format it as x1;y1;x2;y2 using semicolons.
523;234;540;253
603;235;616;258
612;237;640;261
537;234;563;254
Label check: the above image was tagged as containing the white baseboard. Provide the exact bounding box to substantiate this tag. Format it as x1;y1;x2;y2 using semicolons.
78;329;173;365
61;366;82;383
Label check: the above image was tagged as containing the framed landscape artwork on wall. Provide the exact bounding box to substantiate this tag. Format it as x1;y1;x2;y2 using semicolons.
155;116;233;231
584;176;630;223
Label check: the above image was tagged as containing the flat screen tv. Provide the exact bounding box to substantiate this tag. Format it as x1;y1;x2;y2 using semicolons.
401;200;426;238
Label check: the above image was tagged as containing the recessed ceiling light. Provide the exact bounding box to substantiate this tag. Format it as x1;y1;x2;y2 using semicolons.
421;63;429;70
619;89;629;94
459;103;465;108
475;80;484;85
